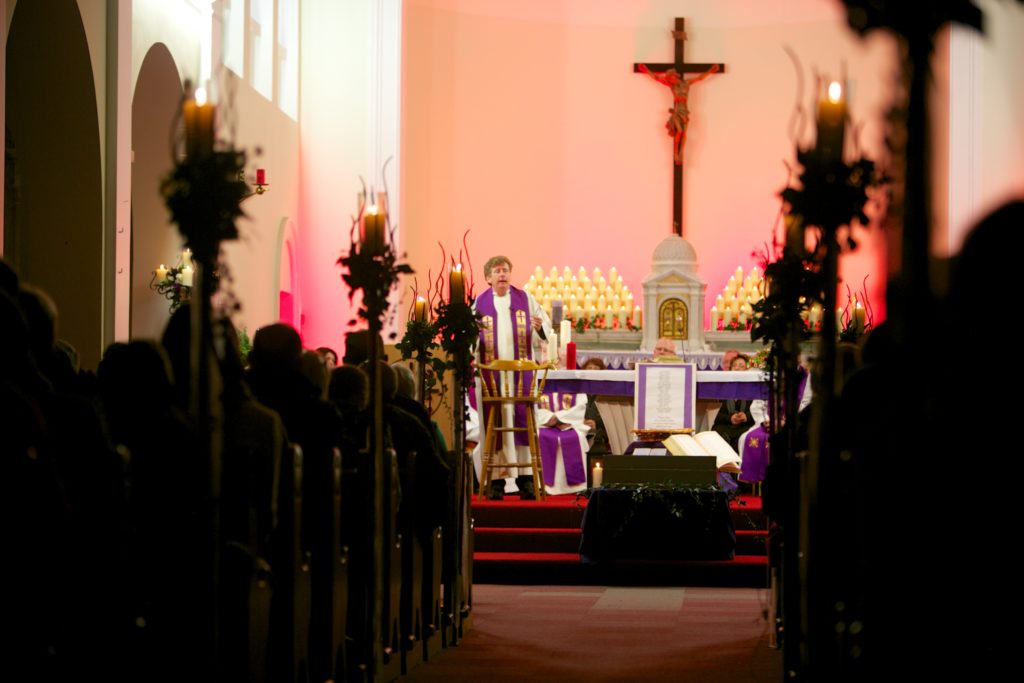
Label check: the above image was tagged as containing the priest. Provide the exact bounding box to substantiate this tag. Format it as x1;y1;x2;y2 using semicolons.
473;255;552;499
536;390;590;495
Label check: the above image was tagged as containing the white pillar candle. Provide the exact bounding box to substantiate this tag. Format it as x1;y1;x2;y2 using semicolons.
618;306;628;327
592;462;603;488
560;319;572;347
155;264;169;282
181;248;193;268
180;265;194;287
633;306;642;329
710;305;719;329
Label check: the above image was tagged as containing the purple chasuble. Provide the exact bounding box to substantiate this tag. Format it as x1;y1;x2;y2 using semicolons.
537;392;586;486
739;424;770;483
475;286;534;447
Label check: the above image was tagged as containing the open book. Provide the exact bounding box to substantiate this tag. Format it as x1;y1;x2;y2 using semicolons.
663;431;741;473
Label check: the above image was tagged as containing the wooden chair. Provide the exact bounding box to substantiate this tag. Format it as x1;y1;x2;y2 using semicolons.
477;359;551;501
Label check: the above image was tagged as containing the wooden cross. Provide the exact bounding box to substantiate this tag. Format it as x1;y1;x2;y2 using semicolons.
634;18;726;237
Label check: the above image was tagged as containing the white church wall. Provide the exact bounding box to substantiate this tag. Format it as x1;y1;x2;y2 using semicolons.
298;0;402;354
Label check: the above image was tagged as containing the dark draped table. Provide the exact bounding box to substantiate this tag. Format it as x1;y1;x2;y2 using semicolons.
579;487;735;564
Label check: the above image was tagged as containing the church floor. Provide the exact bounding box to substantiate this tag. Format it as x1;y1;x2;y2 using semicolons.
403;584;781;682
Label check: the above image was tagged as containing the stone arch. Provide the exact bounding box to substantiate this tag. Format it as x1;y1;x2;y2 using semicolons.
131;42;185;339
5;0;103;366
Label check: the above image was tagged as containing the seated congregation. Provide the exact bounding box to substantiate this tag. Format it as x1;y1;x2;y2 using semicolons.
2;257;459;681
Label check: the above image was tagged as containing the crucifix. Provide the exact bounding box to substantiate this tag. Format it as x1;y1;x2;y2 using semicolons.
634;18;726;237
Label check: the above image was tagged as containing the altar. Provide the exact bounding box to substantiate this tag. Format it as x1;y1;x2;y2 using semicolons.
544;368;768;453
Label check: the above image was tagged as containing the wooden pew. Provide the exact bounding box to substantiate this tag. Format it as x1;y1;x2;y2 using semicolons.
399;451;423;675
307;447;348;683
269;444;311;683
379;447;403;681
420;526;444;663
220;444;275;683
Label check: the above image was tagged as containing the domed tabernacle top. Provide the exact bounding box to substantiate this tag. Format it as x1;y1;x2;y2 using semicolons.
652;234;698;273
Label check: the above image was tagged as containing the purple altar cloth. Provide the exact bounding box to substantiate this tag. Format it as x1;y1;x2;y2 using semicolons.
544;370;769;401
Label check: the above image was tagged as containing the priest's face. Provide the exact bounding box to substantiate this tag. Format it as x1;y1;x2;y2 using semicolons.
486;262;512;296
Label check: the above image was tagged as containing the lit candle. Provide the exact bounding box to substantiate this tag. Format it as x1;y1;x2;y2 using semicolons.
592;462;603;488
450;264;465;304
633;306;642;329
362;205;385;256
817;79;846;162
603;310;613;328
256;168;266;185
609;266;618;283
618;306;628;328
183;86;215;157
182;248;193;268
808;304;821;329
727;276;737;293
414;296;428;323
577;266;587;281
180;265;194;287
710;305;719;330
535;266;544;279
735;266;744;283
155;264;169;282
549;267;558;280
853;302;866;334
563;266;572;280
560;319;572;348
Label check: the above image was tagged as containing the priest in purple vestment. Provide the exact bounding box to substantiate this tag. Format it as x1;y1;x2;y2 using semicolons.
738;364;812;484
473;255;552;500
536;391;590;495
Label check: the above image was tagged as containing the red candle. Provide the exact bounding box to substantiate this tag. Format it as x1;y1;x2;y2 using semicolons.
565;342;577;370
256;168;266;185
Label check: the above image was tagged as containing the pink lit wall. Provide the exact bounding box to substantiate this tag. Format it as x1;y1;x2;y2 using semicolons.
401;1;896;326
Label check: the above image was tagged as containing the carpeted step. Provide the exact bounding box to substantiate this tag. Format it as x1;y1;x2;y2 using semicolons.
735;529;769;556
471;497;587;529
474;527;582;554
474;551;582;564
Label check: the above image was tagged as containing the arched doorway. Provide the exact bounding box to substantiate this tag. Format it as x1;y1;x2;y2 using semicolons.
5;0;104;368
131;43;185;340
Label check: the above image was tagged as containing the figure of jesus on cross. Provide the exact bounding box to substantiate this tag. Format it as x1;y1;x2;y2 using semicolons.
634;18;726;237
638;62;720;165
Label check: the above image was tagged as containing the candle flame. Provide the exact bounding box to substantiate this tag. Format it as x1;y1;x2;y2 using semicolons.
416;295;426;303
367;204;378;215
454;263;463;272
195;87;208;106
827;81;842;103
